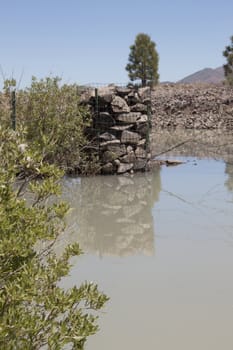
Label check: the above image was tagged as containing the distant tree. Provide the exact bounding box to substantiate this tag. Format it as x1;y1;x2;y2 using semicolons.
223;36;233;86
126;33;159;87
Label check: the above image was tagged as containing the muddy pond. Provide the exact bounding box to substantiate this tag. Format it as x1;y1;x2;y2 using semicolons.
60;130;233;350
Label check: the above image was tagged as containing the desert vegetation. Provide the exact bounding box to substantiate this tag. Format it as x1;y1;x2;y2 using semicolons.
0;76;99;175
0;78;108;349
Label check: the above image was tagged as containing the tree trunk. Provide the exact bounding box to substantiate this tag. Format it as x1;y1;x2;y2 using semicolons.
141;78;146;87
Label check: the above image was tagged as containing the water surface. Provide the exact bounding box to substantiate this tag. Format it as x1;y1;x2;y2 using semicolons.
60;130;233;350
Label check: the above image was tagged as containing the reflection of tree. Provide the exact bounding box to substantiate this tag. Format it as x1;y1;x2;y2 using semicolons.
62;169;161;257
225;163;233;192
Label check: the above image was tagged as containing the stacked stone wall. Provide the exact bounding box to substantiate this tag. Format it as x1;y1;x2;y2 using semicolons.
81;85;153;175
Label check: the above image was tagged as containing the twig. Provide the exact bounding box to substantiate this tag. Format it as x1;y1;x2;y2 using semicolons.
152;139;193;157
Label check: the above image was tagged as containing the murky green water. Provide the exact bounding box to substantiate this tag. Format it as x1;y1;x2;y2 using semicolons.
60;130;233;350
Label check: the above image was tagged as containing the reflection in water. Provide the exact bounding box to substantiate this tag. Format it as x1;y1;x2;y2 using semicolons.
225;163;233;192
62;169;161;257
151;129;233;162
151;129;233;197
60;130;233;350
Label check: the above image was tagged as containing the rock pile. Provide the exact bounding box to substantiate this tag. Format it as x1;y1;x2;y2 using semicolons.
151;83;233;129
80;85;153;174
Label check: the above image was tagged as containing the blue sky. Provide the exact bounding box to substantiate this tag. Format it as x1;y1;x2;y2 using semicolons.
0;0;232;87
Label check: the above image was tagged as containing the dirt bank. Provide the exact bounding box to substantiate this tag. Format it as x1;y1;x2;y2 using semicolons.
151;83;233;129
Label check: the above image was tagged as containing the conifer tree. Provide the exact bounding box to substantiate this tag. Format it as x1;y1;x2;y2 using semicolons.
223;36;233;86
126;33;159;86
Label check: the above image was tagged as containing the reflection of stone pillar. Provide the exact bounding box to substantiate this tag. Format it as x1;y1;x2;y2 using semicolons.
62;169;161;257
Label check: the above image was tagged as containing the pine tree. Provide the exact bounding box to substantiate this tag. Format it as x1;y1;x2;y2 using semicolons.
223;36;233;86
126;33;159;87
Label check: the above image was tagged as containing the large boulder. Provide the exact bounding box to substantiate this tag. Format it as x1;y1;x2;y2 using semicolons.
111;96;130;114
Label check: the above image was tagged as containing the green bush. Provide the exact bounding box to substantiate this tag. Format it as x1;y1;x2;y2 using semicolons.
0;127;108;349
0;76;100;174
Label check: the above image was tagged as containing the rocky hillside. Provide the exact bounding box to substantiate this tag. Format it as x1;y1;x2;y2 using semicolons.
151;83;233;129
178;67;224;84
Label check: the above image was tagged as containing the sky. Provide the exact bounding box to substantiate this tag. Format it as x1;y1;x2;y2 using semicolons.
0;0;232;88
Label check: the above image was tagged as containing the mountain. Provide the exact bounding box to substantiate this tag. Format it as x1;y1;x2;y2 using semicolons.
178;67;224;84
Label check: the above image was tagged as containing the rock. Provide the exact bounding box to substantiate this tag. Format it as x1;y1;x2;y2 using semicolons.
135;147;147;158
99;132;116;141
110;124;133;131
116;112;141;124
121;130;141;144
127;91;141;105
111;96;130;114
94;112;116;129
146;159;161;171
106;144;126;157
98;86;116;103
120;151;136;163
102;150;118;163
114;159;121;166
137;114;148;123
165;160;184;166
117;162;134;174
136;123;148;137
138;87;151;102
137;139;146;146
116;87;131;96
79;89;95;103
130;103;147;113
101;162;114;174
100;139;121;148
133;159;147;170
127;145;133;153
